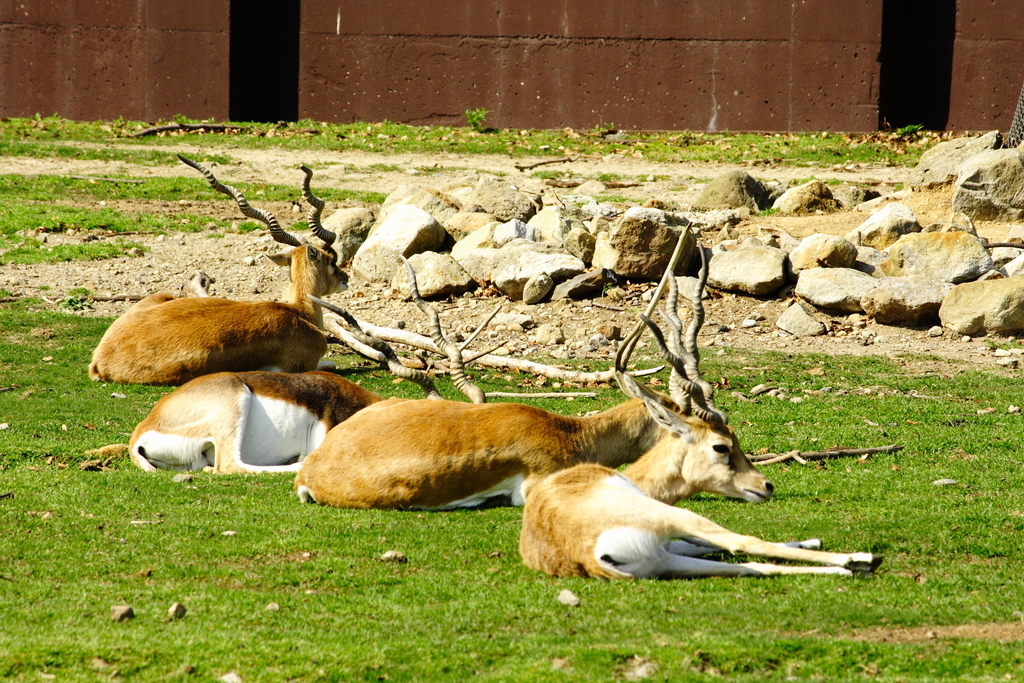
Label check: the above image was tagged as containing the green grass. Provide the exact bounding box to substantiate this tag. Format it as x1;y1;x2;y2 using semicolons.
0;116;947;166
2;303;1024;681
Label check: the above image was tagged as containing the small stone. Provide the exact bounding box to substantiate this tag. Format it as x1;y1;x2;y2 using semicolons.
221;530;238;536
243;256;256;266
596;324;622;340
111;604;134;621
218;673;243;683
933;479;958;486
380;550;408;563
111;392;127;399
172;473;194;483
928;326;944;337
1008;405;1021;414
557;589;581;606
741;318;758;328
167;602;187;620
265;602;281;611
962;336;972;343
0;423;8;430
997;358;1020;369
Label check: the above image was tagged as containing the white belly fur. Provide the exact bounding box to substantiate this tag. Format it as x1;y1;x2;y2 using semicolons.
238;395;326;466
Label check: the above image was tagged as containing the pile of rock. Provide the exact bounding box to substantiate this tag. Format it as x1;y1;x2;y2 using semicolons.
324;131;1024;340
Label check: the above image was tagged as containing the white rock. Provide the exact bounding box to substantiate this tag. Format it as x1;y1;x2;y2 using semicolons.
795;268;877;313
557;589;581;606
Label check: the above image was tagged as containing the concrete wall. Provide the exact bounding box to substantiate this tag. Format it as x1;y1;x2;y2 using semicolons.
947;1;1024;131
299;0;883;131
0;0;229;120
0;0;1021;132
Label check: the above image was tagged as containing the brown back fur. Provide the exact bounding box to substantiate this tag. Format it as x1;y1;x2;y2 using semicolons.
89;243;346;385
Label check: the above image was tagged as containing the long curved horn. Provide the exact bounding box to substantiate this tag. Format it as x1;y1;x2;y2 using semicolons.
179;155;301;247
612;229;691;398
403;257;486;404
300;165;337;246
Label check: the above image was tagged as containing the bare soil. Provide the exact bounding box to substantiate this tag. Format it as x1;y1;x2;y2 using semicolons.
2;144;1023;373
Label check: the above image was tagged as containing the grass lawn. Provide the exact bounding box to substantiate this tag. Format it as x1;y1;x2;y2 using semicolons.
2;300;1023;682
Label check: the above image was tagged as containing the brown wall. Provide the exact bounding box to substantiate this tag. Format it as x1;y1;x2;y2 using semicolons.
0;0;229;120
947;1;1024;131
299;0;883;132
0;0;1021;132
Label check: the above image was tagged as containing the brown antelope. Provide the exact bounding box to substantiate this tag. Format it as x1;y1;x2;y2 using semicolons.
519;462;881;579
129;370;383;473
293;244;773;510
88;156;348;385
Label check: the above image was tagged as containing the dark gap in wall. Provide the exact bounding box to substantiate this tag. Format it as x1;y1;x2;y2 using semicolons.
230;0;300;122
878;0;956;130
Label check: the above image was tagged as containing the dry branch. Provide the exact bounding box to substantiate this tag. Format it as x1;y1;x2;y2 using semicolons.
514;156;573;171
750;444;904;465
128;122;248;137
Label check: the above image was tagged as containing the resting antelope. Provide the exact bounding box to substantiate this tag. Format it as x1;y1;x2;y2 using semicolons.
519;462;881;579
88;156;348;385
125;288;458;473
129;370;383;473
294;244;773;510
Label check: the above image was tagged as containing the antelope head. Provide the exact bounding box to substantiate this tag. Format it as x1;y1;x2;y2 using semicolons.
615;246;773;504
178;157;348;307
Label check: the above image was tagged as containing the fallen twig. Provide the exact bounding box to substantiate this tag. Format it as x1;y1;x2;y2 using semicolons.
0;491;13;499
128;122;248;137
514;156;573;171
750;444;904;465
68;175;145;184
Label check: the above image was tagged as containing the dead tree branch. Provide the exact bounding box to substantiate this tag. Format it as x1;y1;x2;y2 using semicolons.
750;444;904;465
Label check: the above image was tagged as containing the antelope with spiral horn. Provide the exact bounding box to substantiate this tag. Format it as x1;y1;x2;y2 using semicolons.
88;157;348;385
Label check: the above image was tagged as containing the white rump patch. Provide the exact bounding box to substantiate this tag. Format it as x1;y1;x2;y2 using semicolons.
593;526;666;579
296;485;316;504
132;431;213;471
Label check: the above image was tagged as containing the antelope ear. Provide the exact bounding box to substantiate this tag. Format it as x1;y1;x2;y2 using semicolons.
306;244;321;262
638;391;695;442
265;252;291;267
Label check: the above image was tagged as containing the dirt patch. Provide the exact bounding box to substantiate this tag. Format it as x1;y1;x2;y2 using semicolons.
847;622;1024;643
1;143;1022;374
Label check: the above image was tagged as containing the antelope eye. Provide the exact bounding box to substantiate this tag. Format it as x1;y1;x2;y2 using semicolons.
712;444;731;454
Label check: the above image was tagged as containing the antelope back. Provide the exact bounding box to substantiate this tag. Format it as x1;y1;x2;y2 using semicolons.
621;389;772;504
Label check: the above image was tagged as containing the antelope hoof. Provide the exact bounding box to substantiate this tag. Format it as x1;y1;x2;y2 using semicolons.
845;553;883;575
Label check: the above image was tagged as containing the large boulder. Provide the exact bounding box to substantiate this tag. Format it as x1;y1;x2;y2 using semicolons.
772;180;840;214
493;219;538;246
846;202;921;249
951;148;1024;221
908;131;1002;189
463;176;539;222
881;232;993;283
322;207;376;263
563;226;596;264
860;276;952;325
391;251;475;299
789;233;858;274
450;221;499;261
592;208;694;280
443;211;498;241
775;302;826;336
853;245;888;279
493;248;586;300
939;276;1024;336
795;267;877;313
694;171;771;211
527;206;584;244
707;246;788;296
456;240;536;283
551;270;610;300
352;205;446;282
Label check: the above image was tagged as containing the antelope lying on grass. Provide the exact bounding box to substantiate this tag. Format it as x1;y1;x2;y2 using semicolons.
130;370;383;473
294;244;772;510
127;293;454;473
88;156;348;385
519;462;881;579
